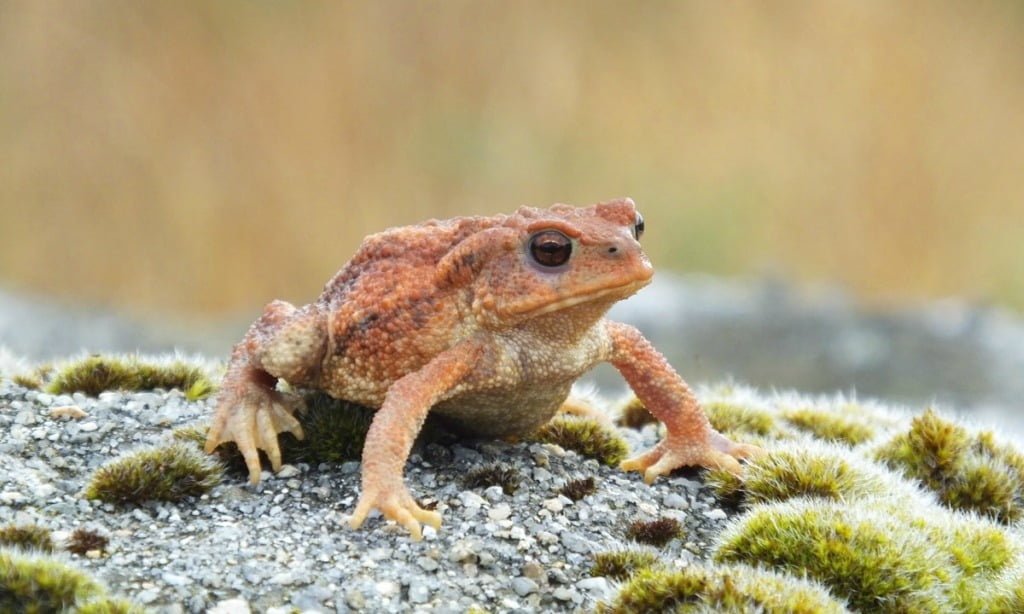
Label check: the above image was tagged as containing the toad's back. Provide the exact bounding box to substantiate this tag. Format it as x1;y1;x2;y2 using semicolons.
314;215;504;405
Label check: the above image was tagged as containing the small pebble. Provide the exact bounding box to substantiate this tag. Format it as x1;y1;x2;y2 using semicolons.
209;598;252;614
511;576;538;596
488;504;512;521
704;508;727;520
275;465;301;479
408;582;430;603
49;405;87;419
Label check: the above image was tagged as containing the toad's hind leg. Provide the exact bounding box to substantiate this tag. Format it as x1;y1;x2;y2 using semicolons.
205;300;327;483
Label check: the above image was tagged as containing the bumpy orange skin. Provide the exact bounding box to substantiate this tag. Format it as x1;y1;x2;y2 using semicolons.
205;198;761;539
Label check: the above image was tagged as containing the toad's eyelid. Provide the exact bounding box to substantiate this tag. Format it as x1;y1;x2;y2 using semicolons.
525;220;582;238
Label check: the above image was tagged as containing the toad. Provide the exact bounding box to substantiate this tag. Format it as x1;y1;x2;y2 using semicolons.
205;198;761;539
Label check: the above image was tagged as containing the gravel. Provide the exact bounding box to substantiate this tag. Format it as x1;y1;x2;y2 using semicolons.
0;379;737;613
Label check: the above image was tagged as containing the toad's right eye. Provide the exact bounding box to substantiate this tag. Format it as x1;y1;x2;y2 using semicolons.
528;230;572;267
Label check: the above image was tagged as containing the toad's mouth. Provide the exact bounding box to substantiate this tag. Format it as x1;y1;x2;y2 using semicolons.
507;276;653;318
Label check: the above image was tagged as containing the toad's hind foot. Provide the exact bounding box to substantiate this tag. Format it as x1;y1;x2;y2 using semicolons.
204;373;305;484
349;484;442;541
621;429;764;484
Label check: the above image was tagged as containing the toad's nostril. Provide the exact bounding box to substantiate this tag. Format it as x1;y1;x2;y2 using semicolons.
608;246;618;253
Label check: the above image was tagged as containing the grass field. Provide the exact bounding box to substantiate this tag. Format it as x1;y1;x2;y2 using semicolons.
1;2;1021;317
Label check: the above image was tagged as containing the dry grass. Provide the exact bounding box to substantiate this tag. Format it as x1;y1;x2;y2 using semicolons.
1;2;1022;317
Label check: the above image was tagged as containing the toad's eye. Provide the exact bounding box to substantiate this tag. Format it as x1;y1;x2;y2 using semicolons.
634;212;645;240
529;230;572;267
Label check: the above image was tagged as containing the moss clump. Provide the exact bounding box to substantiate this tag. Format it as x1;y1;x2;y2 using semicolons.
462;463;521;495
626;517;684;548
715;500;959;612
783;407;875;445
13;373;43;390
703;400;776;438
0;549;105;612
559;477;597;501
706;447;888;507
617;397;657;429
0;524;54;552
84;442;224;504
600;564;849;614
66;529;109;557
877;409;1024;523
11;364;53;390
532;416;628;467
48;355;214;400
277;392;375;466
171;423;251;480
591;549;660;580
171;424;208;448
77;599;147;614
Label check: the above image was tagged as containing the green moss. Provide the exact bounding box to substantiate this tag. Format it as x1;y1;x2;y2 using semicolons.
601;564;849;614
12;373;43;390
943;457;1020;522
625;517;684;548
279;392;375;465
559;476;597;501
84;442;224;504
171;424;208;448
532;416;628;467
703;400;776;438
877;409;1024;522
706;447;889;506
617;396;657;429
715;500;959;612
171;423;252;480
0;524;54;552
783;407;875;445
0;549;105;612
462;463;521;495
48;355;214;400
66;529;109;557
876;409;969;478
77;599;147;614
591;549;660;580
11;365;53;390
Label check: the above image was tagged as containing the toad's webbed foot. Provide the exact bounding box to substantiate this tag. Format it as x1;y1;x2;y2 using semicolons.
348;481;442;541
204;368;305;483
621;429;763;483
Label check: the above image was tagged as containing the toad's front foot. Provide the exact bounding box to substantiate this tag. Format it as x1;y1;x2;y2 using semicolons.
204;374;304;483
349;481;442;541
621;429;763;483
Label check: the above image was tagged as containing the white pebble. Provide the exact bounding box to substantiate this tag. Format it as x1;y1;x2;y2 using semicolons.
208;598;251;614
703;508;727;520
542;498;564;513
488;504;512;521
49;405;87;420
275;464;300;479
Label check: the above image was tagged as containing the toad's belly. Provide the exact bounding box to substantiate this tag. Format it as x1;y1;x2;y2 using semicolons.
431;381;574;437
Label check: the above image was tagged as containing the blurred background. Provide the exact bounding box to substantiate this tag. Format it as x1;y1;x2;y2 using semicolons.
1;3;1022;422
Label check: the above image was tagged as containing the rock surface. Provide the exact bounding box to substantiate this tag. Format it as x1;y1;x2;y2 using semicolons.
0;381;735;612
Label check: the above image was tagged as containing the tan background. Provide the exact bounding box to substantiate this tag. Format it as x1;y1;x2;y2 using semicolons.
1;2;1021;319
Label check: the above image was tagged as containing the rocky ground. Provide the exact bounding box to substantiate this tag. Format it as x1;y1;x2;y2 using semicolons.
0;381;736;612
